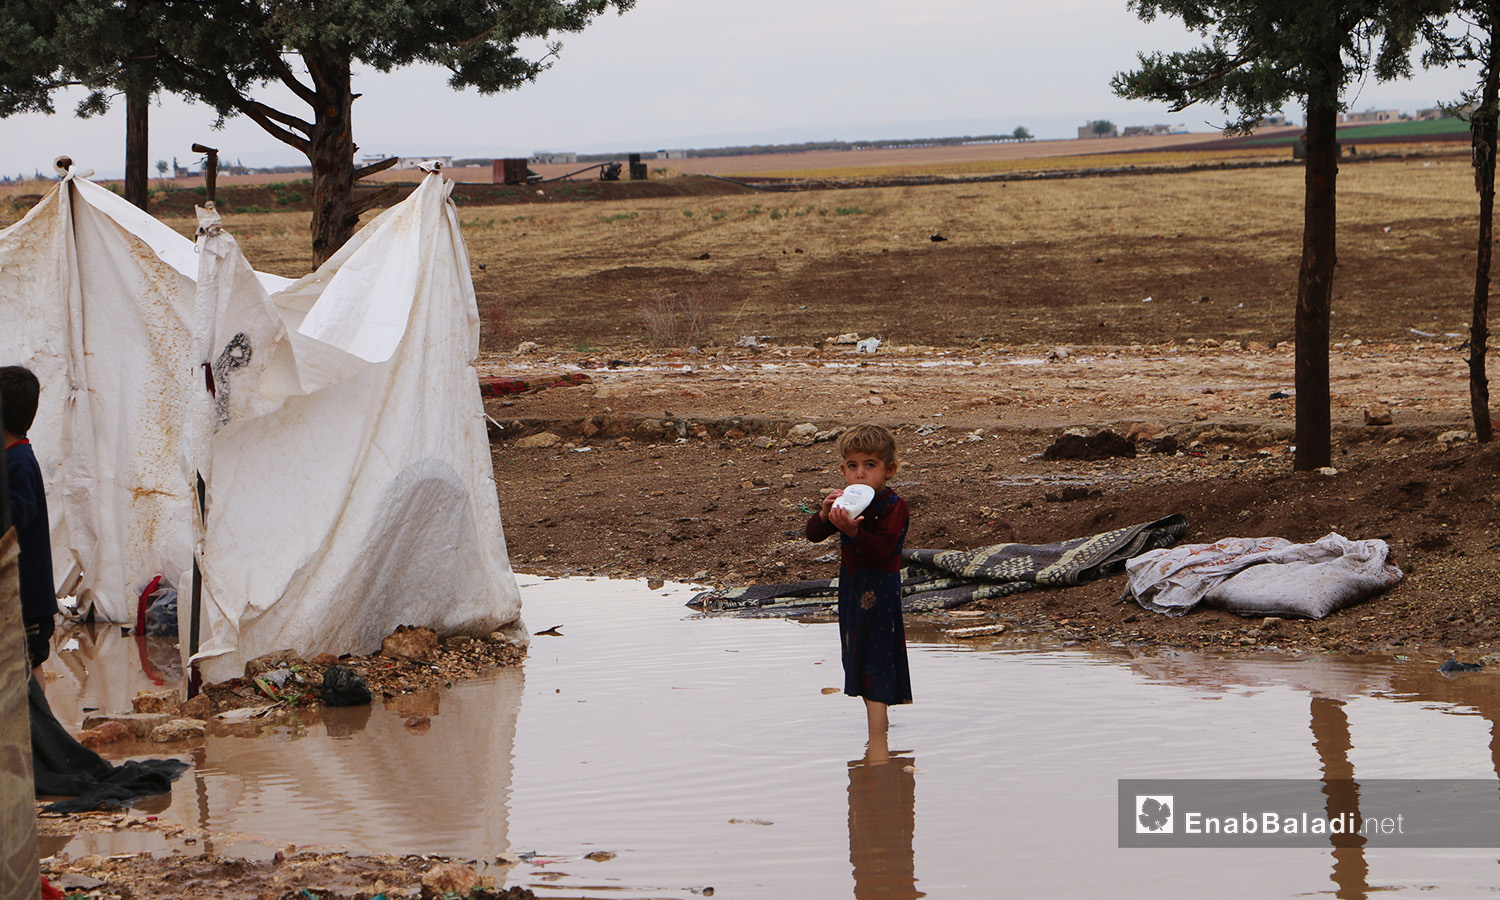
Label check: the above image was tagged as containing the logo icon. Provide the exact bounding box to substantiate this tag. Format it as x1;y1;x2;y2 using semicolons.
1136;795;1174;833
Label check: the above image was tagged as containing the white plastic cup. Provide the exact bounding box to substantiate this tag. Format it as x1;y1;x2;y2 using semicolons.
832;484;875;518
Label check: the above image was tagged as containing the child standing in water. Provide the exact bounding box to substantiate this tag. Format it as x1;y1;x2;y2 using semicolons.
806;424;911;737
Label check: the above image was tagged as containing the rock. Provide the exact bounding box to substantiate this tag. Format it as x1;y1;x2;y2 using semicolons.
736;335;760;348
830;332;860;345
404;714;432;733
178;693;212;720
1041;430;1136;461
1440;658;1483;674
1126;422;1165;441
245;649;305;678
1363;403;1393;426
788;423;819;445
514;341;541;355
131;689;182;716
383;625;440;662
1437;430;1470;445
593;383;630;399
80;713;171;738
813;428;845;443
150;718;207;742
77;721;135;748
1046;346;1071;360
1317;466;1338;476
516;432;561;449
421;863;491;896
310;652;340;668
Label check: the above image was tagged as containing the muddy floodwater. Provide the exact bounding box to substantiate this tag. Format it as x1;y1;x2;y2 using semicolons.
40;576;1500;899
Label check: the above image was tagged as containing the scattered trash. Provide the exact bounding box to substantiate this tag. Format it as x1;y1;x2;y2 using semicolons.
736;335;760;348
821;687;840;695
320;666;372;707
728;818;773;826
215;704;279;722
478;372;591;398
856;337;881;353
1142;296;1153;303
942;624;1007;638
1047;346;1071;360
1268;390;1292;400
929;233;947;242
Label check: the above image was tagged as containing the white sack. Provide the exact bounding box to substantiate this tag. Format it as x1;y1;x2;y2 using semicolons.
191;174;521;681
1126;533;1402;619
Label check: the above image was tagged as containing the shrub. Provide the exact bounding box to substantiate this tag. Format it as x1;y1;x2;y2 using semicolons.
640;286;721;348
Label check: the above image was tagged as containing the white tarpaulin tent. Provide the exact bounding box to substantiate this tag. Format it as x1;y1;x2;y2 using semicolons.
1;171;522;682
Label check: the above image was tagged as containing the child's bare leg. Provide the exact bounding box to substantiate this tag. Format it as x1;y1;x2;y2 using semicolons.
864;698;889;736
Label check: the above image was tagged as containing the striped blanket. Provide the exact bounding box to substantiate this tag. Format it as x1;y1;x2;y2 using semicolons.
688;514;1189;615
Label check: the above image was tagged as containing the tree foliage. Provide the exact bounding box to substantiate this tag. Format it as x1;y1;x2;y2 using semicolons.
2;0;634;259
1112;0;1453;132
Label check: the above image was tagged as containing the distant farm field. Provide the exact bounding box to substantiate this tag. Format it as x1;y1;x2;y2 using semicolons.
125;148;1478;356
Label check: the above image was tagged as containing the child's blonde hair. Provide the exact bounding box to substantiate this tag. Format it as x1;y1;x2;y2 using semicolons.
837;424;899;470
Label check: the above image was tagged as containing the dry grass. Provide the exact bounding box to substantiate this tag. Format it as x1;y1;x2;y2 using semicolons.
11;152;1484;352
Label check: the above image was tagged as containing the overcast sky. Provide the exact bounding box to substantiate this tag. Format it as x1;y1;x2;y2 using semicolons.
0;0;1484;179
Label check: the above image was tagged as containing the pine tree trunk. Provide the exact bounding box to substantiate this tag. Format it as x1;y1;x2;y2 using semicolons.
1295;85;1339;471
1471;34;1498;445
308;56;358;266
124;80;149;211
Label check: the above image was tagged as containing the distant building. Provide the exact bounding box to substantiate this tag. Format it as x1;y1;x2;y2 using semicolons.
396;156;452;170
1078;121;1118;139
1416;106;1468;121
532;152;578;165
656;149;688;159
356;154;453;170
1260;115;1292;127
1122;124;1174;137
1341;109;1402;124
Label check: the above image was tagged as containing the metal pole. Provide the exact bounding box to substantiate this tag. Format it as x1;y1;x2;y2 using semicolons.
185;143;217;698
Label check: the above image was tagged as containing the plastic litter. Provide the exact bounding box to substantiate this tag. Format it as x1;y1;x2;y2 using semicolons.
320;666;373;707
832;484;875;517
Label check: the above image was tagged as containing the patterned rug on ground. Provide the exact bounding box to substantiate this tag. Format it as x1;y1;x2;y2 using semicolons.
688;514;1190;615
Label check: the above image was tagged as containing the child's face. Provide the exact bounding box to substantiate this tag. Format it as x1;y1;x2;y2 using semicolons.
841;452;895;491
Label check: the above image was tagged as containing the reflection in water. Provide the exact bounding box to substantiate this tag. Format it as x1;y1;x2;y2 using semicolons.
1310;697;1367;899
848;735;921;900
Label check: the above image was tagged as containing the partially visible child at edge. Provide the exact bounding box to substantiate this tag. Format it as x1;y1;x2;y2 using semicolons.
2;366;58;688
806;424;911;740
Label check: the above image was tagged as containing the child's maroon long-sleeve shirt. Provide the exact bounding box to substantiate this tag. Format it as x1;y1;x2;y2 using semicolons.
806;489;908;572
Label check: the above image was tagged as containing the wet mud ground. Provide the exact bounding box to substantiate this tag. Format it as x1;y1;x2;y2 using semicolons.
485;341;1500;660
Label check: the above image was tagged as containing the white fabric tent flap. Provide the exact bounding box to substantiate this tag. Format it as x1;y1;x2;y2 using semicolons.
0;176;199;619
1;172;521;679
191;175;521;682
